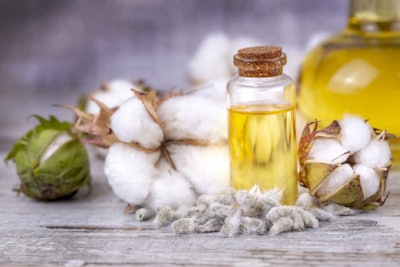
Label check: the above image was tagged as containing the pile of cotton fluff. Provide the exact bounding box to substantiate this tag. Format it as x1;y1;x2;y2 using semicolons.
141;185;356;237
299;116;392;209
100;85;230;212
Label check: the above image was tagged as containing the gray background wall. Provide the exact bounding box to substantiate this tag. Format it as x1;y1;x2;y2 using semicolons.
0;0;348;147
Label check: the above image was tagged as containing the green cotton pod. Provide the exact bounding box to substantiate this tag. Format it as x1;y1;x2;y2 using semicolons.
5;115;91;200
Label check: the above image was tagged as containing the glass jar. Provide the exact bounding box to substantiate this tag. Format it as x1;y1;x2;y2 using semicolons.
297;0;400;167
227;46;298;205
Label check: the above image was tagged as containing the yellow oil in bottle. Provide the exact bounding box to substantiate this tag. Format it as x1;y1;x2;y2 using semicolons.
298;39;400;164
229;103;298;205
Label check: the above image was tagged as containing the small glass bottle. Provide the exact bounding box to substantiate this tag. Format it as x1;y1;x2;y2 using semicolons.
297;0;400;167
227;46;298;205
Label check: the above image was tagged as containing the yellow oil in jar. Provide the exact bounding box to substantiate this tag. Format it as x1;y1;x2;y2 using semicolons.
298;41;400;165
228;103;298;205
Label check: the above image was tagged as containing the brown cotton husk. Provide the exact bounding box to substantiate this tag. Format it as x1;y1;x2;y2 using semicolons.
301;161;339;195
298;120;342;188
298;118;393;210
59;96;118;148
132;89;162;126
317;174;364;207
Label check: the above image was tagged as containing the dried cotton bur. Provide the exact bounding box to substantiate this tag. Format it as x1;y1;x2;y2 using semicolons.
66;81;230;215
299;116;394;210
82;80;145;157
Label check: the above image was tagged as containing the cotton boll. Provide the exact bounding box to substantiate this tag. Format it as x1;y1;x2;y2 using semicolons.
308;138;349;164
299;117;391;209
104;142;160;205
168;144;230;195
340;116;372;154
317;164;354;197
353;139;391;168
191;79;229;104
146;161;197;210
106;79;137;99
157;94;228;143
86;80;135;114
188;33;232;83
353;164;380;200
111;96;164;149
107;79;135;92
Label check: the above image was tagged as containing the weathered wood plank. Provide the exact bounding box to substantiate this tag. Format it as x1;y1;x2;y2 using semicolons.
1;152;399;267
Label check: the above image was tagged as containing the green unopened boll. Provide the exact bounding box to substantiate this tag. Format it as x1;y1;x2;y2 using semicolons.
4;116;91;200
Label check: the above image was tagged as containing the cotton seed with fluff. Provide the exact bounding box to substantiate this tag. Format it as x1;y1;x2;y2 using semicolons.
298;116;393;209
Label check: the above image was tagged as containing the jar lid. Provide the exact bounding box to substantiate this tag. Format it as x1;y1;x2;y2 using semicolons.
234;46;287;77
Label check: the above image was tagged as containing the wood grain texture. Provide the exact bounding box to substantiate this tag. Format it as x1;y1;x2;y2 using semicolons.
1;151;399;267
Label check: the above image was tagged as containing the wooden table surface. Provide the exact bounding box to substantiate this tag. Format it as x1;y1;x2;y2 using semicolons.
1;151;399;267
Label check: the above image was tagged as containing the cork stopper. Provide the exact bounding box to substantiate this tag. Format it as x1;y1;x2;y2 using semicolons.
234;46;287;77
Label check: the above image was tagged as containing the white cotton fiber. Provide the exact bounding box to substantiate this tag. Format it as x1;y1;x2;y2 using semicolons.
353;139;391;168
188;33;262;84
146;161;197;210
188;33;232;83
107;79;135;92
190;78;229;104
157;94;228;143
168;144;230;195
317;164;354;197
308;138;349;164
295;192;314;208
339;116;372;154
111;96;164;149
40;132;73;164
104;142;160;205
86;79;135;114
353;164;380;200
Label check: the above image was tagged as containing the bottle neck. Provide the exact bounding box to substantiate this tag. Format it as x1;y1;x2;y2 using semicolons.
346;0;400;35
